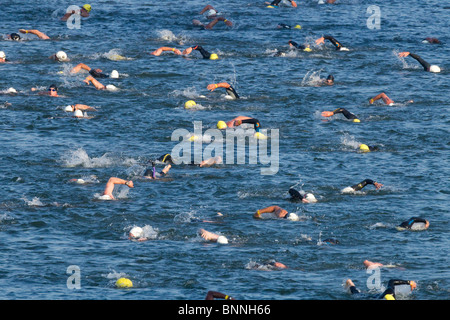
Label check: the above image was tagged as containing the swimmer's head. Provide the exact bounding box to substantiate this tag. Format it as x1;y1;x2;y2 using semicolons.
326;74;334;84
105;84;118;91
129;226;144;239
48;84;58;95
217;235;228;244
110;70;119;78
359;144;370;152
82;4;92;13
74;109;83;117
10;33;21;41
305;193;317;203
116;277;132;288
7;87;17;94
217;120;227;130
286;212;299;221
209;53;219;60
353;119;360;123
56;51;68;62
64;105;74;112
429;65;441;73
0;51;5;59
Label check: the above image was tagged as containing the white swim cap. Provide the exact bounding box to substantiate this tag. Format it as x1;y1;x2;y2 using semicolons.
105;84;118;91
130;226;144;238
429;65;441;73
7;87;17;93
217;236;228;244
286;213;299;221
74;109;83;117
205;9;217;17
305;193;317;203
64;105;73;112
0;51;5;59
110;70;119;78
56;51;67;61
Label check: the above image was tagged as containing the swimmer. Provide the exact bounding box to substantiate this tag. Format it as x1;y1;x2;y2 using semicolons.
207;82;239;99
199;5;221;19
6;33;21;41
83;75;118;91
421;37;440;44
368;92;395;106
143;162;172;179
315;35;348;51
182;45;218;60
129;226;148;242
192;16;232;30
288;188;317;203
49;51;70;62
250;259;288;270
397;217;430;231
321;108;360;122
398;52;441;73
31;84;59;97
205;291;235;300
71;63;118;78
61;4;91;21
343;179;383;192
64;104;97;112
198;228;228;244
156;153;222;167
266;0;297;7
363;260;384;270
151;47;182;56
288;40;312;52
0;51;7;63
322;238;340;245
101;177;134;200
345;278;416;300
277;23;301;29
253;205;299;221
19;29;50;40
216;116;258;130
358;144;379;152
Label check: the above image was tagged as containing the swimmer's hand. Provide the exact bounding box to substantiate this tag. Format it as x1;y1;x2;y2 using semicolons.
315;37;325;45
125;180;134;188
291;1;298;7
234;120;242;126
398;52;410;57
19;29;28;34
374;182;383;190
321;111;334;117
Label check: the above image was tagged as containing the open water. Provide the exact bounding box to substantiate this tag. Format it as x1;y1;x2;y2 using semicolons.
0;0;448;300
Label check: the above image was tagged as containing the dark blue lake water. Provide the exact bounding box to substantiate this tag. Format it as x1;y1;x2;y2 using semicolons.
0;0;448;300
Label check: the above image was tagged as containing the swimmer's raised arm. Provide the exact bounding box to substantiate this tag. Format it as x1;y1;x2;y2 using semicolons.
103;177;134;200
207;82;231;91
351;179;383;191
369;92;394;105
204;17;232;29
83;75;106;90
322;108;359;121
19;29;50;40
199;5;216;14
151;47;182;56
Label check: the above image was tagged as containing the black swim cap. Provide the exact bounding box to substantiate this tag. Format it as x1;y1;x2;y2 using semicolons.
327;75;334;81
49;84;58;91
10;33;21;41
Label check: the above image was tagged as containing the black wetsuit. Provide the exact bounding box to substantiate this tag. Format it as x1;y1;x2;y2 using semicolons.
398;217;428;230
379;280;413;300
351;179;376;191
323;35;344;50
288;40;307;50
270;0;295;6
409;53;431;71
332;108;358;120
89;69;109;78
192;46;211;59
288;188;306;201
240;118;261;131
225;86;239;99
